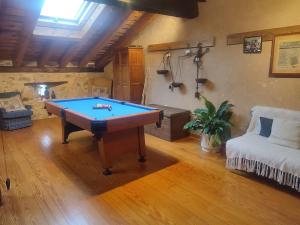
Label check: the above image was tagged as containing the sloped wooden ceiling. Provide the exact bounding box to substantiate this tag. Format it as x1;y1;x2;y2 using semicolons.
0;0;202;72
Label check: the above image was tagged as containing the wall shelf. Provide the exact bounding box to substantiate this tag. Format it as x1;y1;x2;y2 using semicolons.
24;81;68;87
148;37;215;52
227;24;300;45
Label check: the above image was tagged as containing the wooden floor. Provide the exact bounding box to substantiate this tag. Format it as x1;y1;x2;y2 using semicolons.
0;118;299;225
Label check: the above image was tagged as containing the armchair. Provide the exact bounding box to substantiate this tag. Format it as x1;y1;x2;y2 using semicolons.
0;92;33;130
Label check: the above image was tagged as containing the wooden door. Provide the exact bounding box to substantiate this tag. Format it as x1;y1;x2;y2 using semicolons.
128;47;145;103
113;47;145;103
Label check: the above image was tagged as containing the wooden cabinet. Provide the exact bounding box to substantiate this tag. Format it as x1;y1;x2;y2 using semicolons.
113;47;145;104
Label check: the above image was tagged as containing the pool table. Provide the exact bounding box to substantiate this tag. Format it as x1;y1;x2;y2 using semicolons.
45;97;163;175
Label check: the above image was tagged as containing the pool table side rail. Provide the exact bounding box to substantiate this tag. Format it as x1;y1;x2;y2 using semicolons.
46;101;163;134
98;97;161;111
50;97;95;103
46;101;65;117
65;108;161;133
65;109;96;132
50;97;160;111
104;110;161;132
46;101;94;120
63;108;162;133
103;98;160;111
46;101;95;131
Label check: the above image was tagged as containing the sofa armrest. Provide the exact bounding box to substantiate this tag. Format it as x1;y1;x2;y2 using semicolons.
0;107;6;115
1;109;33;119
25;105;32;110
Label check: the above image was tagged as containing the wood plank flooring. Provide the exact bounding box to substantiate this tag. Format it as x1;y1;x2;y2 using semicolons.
0;118;299;225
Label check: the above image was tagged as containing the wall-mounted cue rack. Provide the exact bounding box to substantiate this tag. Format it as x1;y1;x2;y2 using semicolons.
148;37;215;52
148;37;215;97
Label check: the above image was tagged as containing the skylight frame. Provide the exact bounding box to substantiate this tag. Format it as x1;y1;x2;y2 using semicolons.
34;3;106;40
75;1;90;21
40;0;85;21
37;2;96;30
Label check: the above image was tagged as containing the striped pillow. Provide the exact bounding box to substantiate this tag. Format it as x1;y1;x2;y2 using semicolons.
0;95;26;112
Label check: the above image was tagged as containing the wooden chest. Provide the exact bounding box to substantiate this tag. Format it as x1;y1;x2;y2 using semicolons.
145;104;190;141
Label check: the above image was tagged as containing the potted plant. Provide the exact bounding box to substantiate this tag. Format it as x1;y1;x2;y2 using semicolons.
184;96;234;152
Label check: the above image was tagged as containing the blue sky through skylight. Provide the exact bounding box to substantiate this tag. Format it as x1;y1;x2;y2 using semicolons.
40;0;84;20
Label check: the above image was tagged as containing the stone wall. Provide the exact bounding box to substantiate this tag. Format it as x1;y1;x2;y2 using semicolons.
0;72;106;120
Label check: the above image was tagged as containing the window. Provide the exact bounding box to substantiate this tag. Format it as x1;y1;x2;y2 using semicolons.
35;0;104;38
40;0;85;21
38;84;48;97
39;0;95;26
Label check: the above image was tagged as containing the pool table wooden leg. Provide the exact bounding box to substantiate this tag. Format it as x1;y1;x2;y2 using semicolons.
61;119;69;144
61;119;83;144
137;126;146;162
97;138;112;175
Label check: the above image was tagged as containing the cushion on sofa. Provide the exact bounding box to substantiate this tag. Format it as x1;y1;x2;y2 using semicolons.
0;95;26;112
247;106;300;134
268;118;300;149
259;117;273;137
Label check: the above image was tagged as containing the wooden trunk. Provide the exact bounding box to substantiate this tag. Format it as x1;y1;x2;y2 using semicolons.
145;104;190;141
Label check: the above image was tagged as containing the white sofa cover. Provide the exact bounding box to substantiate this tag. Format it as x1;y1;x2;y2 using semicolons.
226;106;300;192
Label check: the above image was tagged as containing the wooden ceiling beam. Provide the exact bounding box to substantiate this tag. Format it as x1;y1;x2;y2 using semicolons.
86;0;202;18
38;41;57;67
59;6;121;67
0;1;9;34
13;0;44;67
79;10;134;68
113;13;155;48
95;13;156;69
0;31;18;40
59;43;81;68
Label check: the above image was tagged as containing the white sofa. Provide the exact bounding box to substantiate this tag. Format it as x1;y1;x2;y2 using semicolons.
226;106;300;192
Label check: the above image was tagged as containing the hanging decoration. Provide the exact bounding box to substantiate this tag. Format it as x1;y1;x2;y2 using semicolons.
157;52;171;75
168;52;184;91
154;38;213;95
157;52;184;91
194;43;209;98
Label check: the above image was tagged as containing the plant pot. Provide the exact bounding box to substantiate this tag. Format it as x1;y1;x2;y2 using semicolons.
200;134;221;153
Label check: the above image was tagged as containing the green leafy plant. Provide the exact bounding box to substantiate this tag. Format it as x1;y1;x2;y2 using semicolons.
184;96;234;146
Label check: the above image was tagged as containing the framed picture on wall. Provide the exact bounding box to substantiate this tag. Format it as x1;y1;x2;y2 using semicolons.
270;33;300;78
243;36;262;53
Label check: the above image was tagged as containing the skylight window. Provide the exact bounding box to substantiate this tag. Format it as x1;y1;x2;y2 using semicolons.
40;0;85;20
35;1;104;38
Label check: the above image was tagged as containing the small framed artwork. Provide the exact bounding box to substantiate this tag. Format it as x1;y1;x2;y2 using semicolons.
243;36;262;54
270;33;300;78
